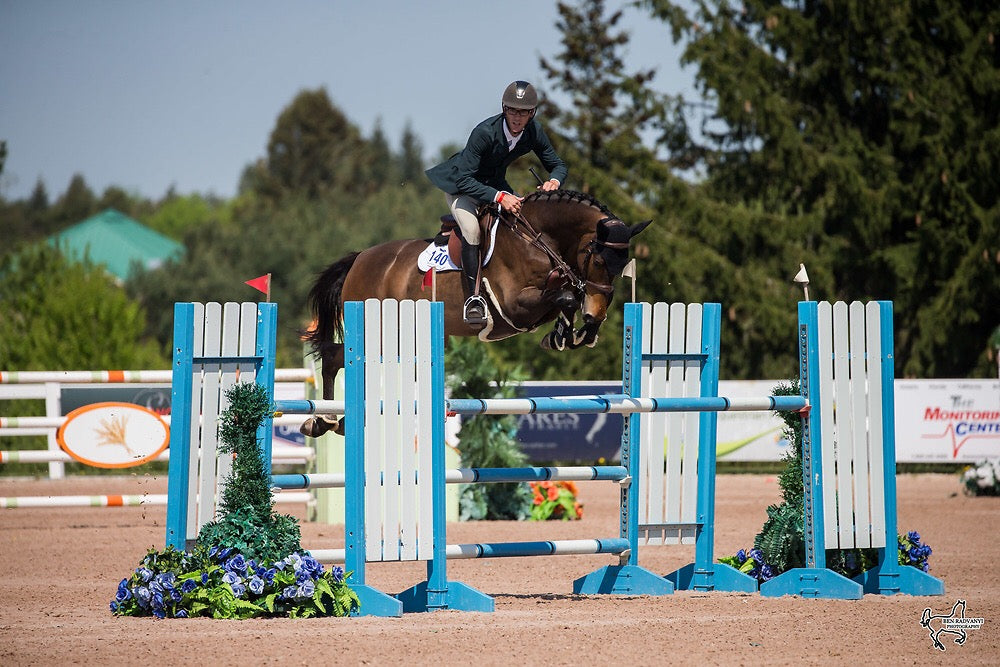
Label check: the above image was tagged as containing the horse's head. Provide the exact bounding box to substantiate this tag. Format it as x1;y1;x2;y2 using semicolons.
572;215;651;346
520;191;651;350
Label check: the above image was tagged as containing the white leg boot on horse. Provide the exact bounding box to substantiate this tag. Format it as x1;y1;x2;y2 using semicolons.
461;240;488;327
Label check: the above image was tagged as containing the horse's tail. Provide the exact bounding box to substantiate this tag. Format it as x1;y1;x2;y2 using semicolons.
303;252;360;356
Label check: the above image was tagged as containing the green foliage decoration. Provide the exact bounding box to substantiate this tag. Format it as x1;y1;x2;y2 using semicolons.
196;382;303;563
445;337;533;520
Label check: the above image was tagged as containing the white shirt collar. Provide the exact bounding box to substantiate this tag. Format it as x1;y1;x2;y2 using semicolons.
503;119;523;151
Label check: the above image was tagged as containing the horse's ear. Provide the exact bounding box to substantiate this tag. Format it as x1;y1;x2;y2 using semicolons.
630;220;652;238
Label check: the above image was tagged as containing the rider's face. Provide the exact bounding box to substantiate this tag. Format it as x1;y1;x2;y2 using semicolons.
503;106;534;134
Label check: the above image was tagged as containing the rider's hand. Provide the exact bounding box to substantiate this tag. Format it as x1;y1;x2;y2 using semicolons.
499;192;524;214
538;179;560;192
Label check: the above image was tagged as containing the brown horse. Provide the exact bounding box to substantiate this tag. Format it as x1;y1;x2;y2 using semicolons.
300;189;650;437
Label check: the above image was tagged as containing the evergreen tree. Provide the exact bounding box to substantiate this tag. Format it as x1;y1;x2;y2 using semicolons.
641;0;1000;378
540;0;674;218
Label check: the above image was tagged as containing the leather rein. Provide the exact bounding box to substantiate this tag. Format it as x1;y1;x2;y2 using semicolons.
498;207;626;300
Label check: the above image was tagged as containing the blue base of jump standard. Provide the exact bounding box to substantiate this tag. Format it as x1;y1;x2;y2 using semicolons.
855;560;946;596
666;562;759;593
396;580;494;614
573;565;675;595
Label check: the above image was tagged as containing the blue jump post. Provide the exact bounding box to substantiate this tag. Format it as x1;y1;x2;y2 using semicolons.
760;301;945;598
574;302;758;594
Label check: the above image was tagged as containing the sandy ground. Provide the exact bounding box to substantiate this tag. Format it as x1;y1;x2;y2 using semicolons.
0;473;997;666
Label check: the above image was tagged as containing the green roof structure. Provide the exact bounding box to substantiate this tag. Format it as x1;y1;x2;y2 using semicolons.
49;209;184;282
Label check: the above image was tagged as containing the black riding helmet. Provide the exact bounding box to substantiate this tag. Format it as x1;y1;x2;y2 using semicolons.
501;80;538;110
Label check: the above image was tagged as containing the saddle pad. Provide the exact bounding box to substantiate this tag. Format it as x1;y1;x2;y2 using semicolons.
417;220;499;273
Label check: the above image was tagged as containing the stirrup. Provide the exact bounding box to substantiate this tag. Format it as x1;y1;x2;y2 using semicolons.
463;295;488;326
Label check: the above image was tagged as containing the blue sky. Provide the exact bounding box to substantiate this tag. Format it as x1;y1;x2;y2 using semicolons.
1;1;692;201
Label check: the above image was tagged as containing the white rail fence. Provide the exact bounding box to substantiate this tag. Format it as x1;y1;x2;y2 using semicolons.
0;368;315;479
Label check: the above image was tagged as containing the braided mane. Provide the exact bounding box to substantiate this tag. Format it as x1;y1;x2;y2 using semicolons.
523;189;615;218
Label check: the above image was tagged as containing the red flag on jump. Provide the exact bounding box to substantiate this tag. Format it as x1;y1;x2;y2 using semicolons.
245;273;271;301
421;268;435;291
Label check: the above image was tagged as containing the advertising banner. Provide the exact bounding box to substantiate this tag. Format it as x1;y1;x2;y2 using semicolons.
895;380;1000;462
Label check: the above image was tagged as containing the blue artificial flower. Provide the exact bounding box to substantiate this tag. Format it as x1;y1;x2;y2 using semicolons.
907;530;921;543
181;579;199;594
216;547;233;562
297;579;315;598
174;609;188;618
331;566;345;583
300;556;322;577
135;586;152;609
263;568;277;584
248;576;266;596
922;562;929;572
109;601;118;612
296;570;312;585
909;547;921;563
223;571;242;586
736;549;747;565
247;559;257;573
225;554;248;576
152;591;164;610
153;608;166;619
170;588;182;602
748;548;764;564
137;567;154;583
115;587;132;603
282;585;298;600
844;551;858;570
921;545;933;557
209;546;219;558
200;572;209;585
231;583;247;598
760;564;774;581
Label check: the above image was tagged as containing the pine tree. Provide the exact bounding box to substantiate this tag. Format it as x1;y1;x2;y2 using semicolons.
641;0;1000;377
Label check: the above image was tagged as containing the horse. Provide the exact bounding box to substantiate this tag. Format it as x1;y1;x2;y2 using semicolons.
299;189;651;437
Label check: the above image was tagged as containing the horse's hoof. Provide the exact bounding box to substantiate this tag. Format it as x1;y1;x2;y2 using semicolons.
299;415;340;438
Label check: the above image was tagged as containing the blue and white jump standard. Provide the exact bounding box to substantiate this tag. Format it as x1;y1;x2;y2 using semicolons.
165;297;943;617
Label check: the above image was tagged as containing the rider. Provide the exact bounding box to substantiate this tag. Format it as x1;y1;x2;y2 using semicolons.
425;80;568;326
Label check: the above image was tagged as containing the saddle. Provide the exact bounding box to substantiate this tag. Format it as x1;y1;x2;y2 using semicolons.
434;210;497;270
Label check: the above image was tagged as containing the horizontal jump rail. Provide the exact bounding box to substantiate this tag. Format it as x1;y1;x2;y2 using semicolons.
0;414;312;430
447;395;808;416
3;490;311;509
270;465;629;490
0;368;312;384
1;444;312;465
308;538;630;564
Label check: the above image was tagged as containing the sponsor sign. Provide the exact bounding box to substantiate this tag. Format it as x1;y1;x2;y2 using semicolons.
57;402;169;468
895;380;1000;462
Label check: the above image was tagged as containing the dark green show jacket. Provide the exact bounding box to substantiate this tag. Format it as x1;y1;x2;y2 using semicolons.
425;113;568;202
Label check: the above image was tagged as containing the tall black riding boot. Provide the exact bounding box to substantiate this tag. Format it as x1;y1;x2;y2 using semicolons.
461;241;487;326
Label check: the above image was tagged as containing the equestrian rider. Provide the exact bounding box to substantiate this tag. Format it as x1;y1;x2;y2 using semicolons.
425;80;568;326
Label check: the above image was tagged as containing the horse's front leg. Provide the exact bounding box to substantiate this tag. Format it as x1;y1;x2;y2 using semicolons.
299;342;345;437
569;313;602;349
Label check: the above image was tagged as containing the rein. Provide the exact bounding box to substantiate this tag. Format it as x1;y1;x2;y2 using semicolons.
498;207;621;298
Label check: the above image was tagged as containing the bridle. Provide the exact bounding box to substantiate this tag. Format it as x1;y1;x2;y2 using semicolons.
498;206;625;302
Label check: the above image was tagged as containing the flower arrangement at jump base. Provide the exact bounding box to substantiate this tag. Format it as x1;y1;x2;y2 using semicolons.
111;546;357;619
111;382;359;618
529;480;583;521
960;459;1000;496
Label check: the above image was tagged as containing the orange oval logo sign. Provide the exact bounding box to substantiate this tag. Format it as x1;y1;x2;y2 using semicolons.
57;402;170;468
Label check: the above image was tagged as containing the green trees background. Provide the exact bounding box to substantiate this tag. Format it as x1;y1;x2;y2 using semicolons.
2;0;997;381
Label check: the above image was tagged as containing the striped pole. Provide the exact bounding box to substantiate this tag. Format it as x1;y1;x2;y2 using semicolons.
0;368;312;384
447;395;807;415
2;491;311;509
307;538;631;565
269;465;628;489
1;445;313;465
